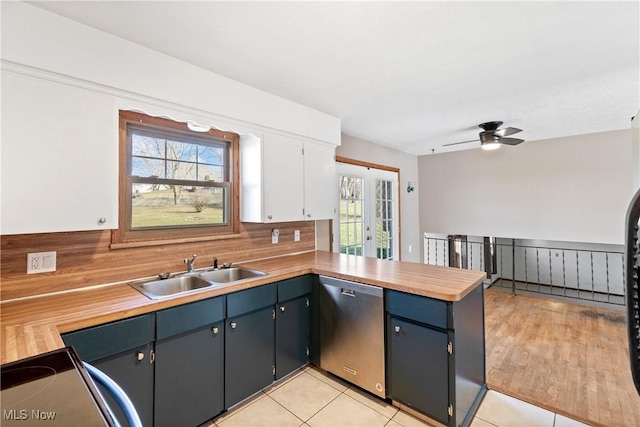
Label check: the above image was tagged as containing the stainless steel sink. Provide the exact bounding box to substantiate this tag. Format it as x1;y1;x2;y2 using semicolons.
130;275;214;300
130;267;267;299
198;267;266;284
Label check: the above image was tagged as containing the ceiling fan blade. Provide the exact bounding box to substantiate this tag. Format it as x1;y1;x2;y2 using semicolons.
494;127;522;137
442;139;479;147
500;137;525;146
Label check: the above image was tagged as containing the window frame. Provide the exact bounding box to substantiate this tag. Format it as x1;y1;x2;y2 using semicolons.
112;111;240;247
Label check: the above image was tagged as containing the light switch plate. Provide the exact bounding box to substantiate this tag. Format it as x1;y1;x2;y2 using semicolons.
294;230;300;242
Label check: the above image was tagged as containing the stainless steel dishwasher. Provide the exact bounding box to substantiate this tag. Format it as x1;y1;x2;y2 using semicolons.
319;275;385;398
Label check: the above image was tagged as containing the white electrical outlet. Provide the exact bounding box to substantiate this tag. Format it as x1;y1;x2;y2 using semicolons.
27;251;57;274
272;228;279;244
294;230;300;242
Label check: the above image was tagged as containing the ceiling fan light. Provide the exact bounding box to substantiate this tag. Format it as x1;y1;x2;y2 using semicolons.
481;141;501;150
480;132;501;150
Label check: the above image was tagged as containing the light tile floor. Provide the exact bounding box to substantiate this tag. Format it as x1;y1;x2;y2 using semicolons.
204;367;590;427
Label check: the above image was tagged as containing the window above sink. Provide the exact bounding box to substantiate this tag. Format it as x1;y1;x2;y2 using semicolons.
113;111;241;248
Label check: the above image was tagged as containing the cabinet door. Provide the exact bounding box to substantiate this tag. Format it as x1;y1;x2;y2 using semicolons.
154;322;224;427
263;134;304;222
92;345;154;427
275;296;309;380
387;316;449;424
303;143;336;220
2;71;117;234
225;307;275;408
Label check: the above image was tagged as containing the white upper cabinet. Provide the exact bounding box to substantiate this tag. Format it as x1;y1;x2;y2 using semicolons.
240;133;335;223
1;71;118;234
303;142;336;220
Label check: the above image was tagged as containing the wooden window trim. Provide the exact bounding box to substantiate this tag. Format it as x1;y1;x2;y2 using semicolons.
111;111;240;249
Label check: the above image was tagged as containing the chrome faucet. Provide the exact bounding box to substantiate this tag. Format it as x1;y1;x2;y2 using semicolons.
184;254;197;273
213;257;218;269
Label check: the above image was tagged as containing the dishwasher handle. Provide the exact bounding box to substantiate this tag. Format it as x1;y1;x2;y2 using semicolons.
319;276;383;298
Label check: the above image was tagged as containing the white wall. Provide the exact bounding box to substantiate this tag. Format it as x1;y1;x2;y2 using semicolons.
336;134;421;262
1;2;341;234
418;130;635;245
0;2;340;145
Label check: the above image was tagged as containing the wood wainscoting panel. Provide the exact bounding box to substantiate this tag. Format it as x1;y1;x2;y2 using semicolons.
1;221;315;300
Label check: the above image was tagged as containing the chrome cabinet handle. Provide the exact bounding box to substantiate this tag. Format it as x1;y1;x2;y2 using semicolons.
394;326;401;333
268;215;273;220
230;322;237;329
280;306;285;312
307;213;312;218
136;352;145;361
212;327;219;334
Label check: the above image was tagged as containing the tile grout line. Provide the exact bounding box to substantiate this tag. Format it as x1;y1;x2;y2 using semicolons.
296;371;395;426
475;415;500;427
343;387;400;421
303;378;351;424
267;369;354;426
305;369;415;426
214;391;269;426
262;393;306;426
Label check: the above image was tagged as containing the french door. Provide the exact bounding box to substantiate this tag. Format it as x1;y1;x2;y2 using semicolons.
334;162;399;260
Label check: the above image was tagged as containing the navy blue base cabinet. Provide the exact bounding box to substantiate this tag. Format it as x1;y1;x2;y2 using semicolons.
61;274;484;427
388;317;450;424
276;276;311;380
154;297;225;427
386;285;487;427
62;314;155;427
225;283;277;408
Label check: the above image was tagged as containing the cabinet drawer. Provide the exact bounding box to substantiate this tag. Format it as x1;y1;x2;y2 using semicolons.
386;290;449;329
156;296;225;340
62;314;154;362
278;275;312;302
227;283;277;318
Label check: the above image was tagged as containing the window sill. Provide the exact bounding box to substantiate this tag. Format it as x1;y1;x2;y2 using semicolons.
109;232;243;250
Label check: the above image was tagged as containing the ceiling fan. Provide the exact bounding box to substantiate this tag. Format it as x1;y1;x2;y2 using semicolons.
444;121;524;151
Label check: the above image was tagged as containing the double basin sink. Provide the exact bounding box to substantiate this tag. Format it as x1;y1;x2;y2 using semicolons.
130;267;267;300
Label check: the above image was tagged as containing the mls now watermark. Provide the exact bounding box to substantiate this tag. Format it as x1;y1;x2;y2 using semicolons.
4;409;57;421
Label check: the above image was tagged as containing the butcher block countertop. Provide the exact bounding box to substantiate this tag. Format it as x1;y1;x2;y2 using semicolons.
1;251;486;364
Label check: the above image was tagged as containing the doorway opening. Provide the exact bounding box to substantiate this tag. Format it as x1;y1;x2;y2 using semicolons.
334;160;399;260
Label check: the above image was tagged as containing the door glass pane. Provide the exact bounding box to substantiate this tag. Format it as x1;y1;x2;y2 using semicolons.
339;175;364;256
376;178;394;260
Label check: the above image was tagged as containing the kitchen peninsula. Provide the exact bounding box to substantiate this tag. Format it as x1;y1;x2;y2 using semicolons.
1;250;487;427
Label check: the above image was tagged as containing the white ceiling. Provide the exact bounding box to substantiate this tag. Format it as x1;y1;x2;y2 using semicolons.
30;1;639;155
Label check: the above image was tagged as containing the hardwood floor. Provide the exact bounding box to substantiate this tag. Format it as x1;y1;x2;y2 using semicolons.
485;287;640;427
